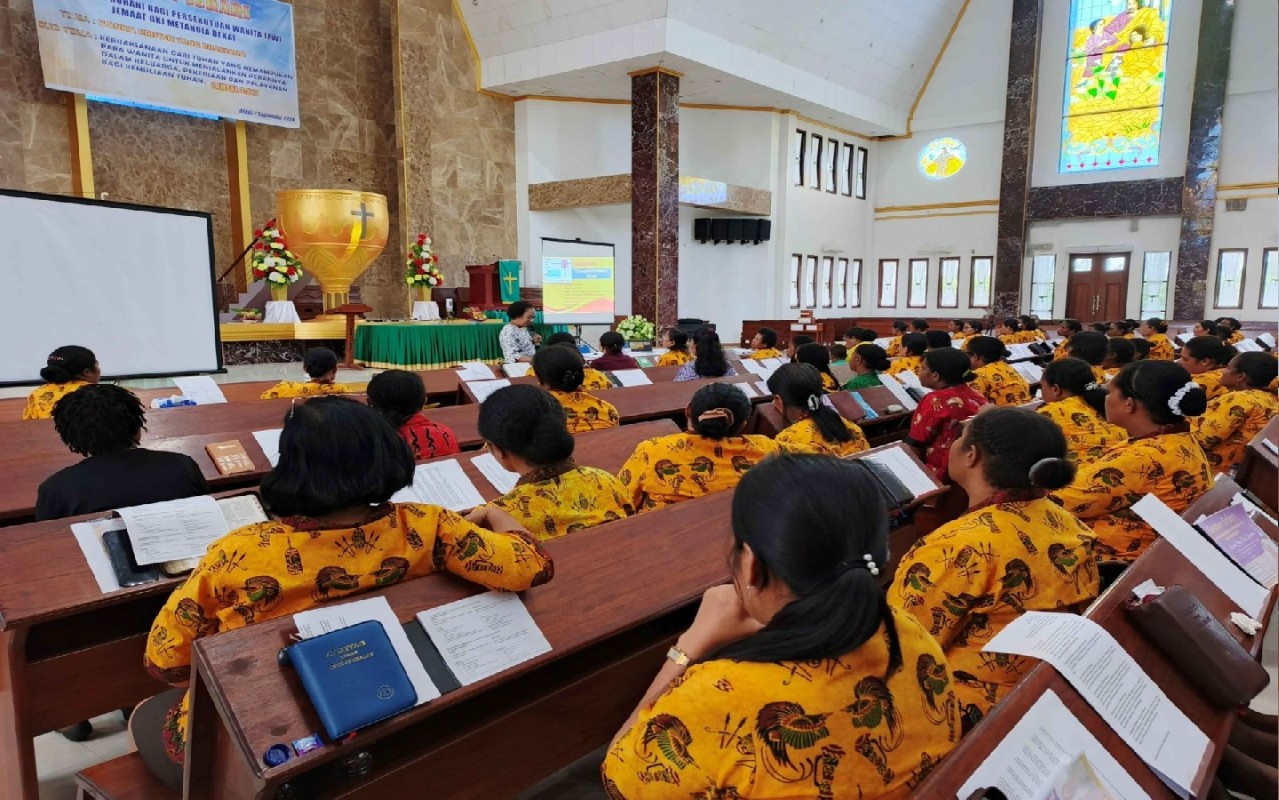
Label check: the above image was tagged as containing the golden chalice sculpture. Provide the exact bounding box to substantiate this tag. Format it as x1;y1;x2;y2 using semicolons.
275;190;389;313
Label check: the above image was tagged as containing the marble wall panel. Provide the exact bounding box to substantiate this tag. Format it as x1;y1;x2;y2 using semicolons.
632;70;680;329
2;0;73;195
1026;178;1184;220
530;175;632;210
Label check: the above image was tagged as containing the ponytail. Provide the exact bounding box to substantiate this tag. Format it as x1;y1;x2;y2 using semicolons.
531;345;586;392
1042;358;1107;416
767;364;852;445
688;383;752;439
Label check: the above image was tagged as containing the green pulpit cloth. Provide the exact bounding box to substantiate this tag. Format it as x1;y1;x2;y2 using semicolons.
354;320;566;369
499;260;522;304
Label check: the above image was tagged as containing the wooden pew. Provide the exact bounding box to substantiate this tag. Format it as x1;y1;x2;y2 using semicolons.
1237;416;1278;516
913;477;1278;799
0;420;677;799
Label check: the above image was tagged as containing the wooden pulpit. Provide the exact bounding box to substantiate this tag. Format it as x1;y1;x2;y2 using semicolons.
331;303;372;369
466;262;500;308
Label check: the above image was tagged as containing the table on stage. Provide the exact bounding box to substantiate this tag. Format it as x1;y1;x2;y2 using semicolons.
354;320;565;369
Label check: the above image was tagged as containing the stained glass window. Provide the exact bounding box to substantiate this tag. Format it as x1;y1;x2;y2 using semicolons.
939;257;961;308
1215;250;1246;309
835;258;848;307
1030;255;1056;316
793;131;806;186
918;137;967;179
807;135;822;188
849;259;862;307
908;259;929;307
1261;249;1278;309
1061;0;1173;173
970;257;993;307
805;255;819;308
879;260;899;307
1139;251;1171;317
789;254;801;308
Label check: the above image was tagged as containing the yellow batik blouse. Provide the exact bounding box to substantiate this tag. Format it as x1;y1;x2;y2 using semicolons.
550;390;620;434
1052;338;1073;361
1192;389;1279;473
658;350;693;367
890;497;1098;727
1053;431;1213;562
602;607;961;799
1227;331;1244;346
775;416;871;458
528;366;613;391
971;362;1032;407
22;381;89;420
999;331;1038;345
144;503;553;763
259;380;356;400
819;371;840;392
487;463;633;540
1192;369;1228;401
618;433;783;512
749;348;783;361
1146;334;1175;360
1037;395;1128;464
886;356;922;378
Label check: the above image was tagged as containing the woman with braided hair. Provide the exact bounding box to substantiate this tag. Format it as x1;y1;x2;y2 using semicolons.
767;363;869;457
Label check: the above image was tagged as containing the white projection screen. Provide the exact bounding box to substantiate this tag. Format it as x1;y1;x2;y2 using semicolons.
539;237;617;324
0;191;221;384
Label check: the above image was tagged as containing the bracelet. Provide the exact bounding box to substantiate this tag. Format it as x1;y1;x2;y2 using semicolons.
666;645;691;667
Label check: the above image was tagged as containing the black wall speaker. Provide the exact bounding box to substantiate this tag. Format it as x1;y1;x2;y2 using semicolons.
710;219;729;242
694;217;772;244
694;218;710;242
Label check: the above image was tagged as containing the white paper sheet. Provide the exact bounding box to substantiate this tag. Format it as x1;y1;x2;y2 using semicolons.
294;596;440;705
117;496;232;566
861;446;936;498
471;452;519;495
455;362;497;381
894;369;933;395
754;380;771;397
1233;493;1279;528
216;495;269;531
501;362;532;378
1234;340;1263;353
391;460;487;510
172;376;228;405
1013;361;1044;384
739;359;770;378
416;592;551;685
466;379;510;403
1259;332;1276;349
874;337;894;350
252;429;282;467
71;517;127;593
1007;343;1037;361
760;358;786;371
736;381;759;398
984;613;1209;797
611;369;652;387
876;373;920;411
1130;495;1269;618
959;690;1150;800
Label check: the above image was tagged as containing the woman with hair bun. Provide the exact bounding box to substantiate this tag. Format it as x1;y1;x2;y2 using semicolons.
1138;317;1174;360
1054;361;1214;562
531;344;619;434
792;342;840;392
966;336;1032;406
767;364;869;457
1192;352;1279;473
1102;337;1136;381
905;347;988;479
891;407;1098;733
1179;335;1233;400
478;385;631;540
618;383;780;511
656;327;692;367
24;345;101;420
1037;358;1128;464
843;342;890;390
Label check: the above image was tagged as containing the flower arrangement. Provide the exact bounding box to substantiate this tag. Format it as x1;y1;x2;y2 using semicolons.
405;233;444;288
250;218;303;286
232;306;262;322
616;315;656;342
461;306;489;322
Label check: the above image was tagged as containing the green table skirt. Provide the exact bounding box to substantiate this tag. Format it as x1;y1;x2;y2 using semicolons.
355;321;565;369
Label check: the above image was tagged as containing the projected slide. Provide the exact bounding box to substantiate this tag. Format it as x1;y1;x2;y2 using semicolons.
540;238;616;324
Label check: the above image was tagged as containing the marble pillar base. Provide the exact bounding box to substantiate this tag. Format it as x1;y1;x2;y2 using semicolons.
222;340;346;365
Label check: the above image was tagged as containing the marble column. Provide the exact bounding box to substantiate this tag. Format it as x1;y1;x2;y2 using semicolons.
993;0;1043;317
631;68;680;329
1173;0;1234;319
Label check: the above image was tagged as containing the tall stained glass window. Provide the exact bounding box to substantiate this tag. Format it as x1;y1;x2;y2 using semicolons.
1061;0;1173;173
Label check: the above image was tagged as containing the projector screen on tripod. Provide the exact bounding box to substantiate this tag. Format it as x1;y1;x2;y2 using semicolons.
0;190;222;385
540;237;616;324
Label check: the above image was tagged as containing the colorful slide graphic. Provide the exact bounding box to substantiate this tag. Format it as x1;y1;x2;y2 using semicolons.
542;256;615;316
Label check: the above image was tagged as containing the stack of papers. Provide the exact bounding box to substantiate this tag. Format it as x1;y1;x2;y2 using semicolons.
417;592;552;686
1012;361;1044;384
861;447;936;497
501;362;532;378
118;496;234;566
471;452;519;494
455;362;497;381
173;376;228;405
467;379;511;403
1006;343;1037;361
391;460;486;510
610;369;652;387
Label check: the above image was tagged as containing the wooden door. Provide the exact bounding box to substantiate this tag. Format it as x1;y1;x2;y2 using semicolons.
1064;254;1129;321
1098;254;1129;320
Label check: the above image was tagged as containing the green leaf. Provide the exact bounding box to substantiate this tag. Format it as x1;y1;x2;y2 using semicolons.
1111;77;1120;86
1105;90;1117;100
1088;87;1099;97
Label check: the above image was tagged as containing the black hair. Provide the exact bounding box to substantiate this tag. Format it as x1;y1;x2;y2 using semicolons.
1001;317;1021;331
544;331;577;347
1217;317;1242;332
845;327;877;342
923;347;975;385
962;407;1075;490
853;343;890;372
1019;315;1041;332
261;397;414;517
1182;336;1230;365
600;331;626;353
531;344;586;392
768;364;852;445
40;345;96;384
1066;331;1108;365
1042;358;1108;416
966;335;1007;364
756;327;778;348
302;347;338;379
1087;322;1109;334
366;370;426;427
891;320;908;333
507;300;532;320
478;385;574;466
665;327;689;353
1112;361;1208;425
900;332;928;356
1131;339;1152;360
688;383;752;439
712;455;901;672
1061;318;1083;333
1144;317;1168;334
948;319;965;331
910;318;929;332
830;344;848;360
1196;319;1223;338
789;335;815;355
1107;320;1133;335
1233;352;1279;388
924;330;952;350
52;383;145;456
692;328;732;378
793;343;836;383
1105;337;1135;367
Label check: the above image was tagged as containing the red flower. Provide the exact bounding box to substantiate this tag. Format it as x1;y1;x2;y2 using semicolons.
417;233;426;244
417;267;425;274
414;258;425;266
253;229;263;237
286;268;295;275
254;242;265;250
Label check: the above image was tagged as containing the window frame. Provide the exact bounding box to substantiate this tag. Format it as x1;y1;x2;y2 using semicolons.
938;257;961;309
804;255;819;308
1139;251;1172;318
849;259;863;308
855;147;868;199
820;256;834;307
808;135;823;190
907;258;929;309
878;259;899;308
824;138;838;194
793;130;806;187
789;253;801;308
1029;254;1056;317
1260;248;1278;310
970;256;993;307
1214;248;1247;310
835;257;849;307
839;143;853;196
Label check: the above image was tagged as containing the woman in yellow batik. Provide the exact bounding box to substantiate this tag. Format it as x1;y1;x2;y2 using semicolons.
1179;336;1233;401
603;455;960;799
768;364;870;457
966;337;1032;407
1053;319;1083;361
1192;353;1279;474
886;320;909;357
1037;358;1128;464
1139;318;1175;360
478;384;631;540
996;318;1036;346
1018;315;1048;342
887;333;928;379
533;344;620;435
132;398;552;789
24;345;101;420
1217;317;1245;346
657;327;693;367
747;327;783;360
890;408;1098;733
794;342;842;392
1053;361;1214;563
618;383;781;512
1102;337;1136;381
259;347;356;399
532;333;614;390
1065;331;1110;384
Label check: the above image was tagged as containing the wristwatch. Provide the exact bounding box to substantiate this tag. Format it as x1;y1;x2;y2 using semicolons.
666;645;691;667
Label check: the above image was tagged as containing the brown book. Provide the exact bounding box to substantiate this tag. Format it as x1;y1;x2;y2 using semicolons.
206;440;255;476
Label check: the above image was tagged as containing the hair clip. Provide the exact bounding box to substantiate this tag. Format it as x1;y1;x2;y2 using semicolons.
288;397;299;420
1167;381;1198;416
1084;381;1099;391
697;408;735;428
806;394;822;412
862;553;880;577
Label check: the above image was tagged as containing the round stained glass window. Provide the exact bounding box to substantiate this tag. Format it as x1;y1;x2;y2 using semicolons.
918;137;967;180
